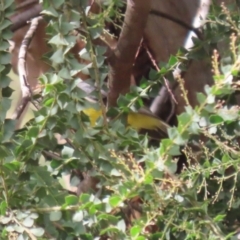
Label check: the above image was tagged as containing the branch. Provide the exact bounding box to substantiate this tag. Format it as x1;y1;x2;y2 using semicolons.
12;17;42;120
144;45;177;121
107;0;151;107
10;3;41;32
149;64;181;118
150;1;210;117
15;0;38;10
149;9;202;39
13;217;37;240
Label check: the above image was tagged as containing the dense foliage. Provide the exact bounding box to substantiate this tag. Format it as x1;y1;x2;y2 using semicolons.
1;0;240;239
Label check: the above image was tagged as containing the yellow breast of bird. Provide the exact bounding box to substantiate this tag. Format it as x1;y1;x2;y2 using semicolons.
82;108;102;126
82;108;162;131
127;112;161;130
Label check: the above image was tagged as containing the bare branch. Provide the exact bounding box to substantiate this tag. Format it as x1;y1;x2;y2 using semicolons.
10;3;41;32
107;0;151;107
16;0;38;11
13;217;37;240
12;17;42;120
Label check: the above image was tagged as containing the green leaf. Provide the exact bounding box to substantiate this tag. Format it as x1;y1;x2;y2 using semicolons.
144;174;153;184
30;228;45;237
80;193;90;204
59;67;71;79
22;217;34;227
168;127;187;145
2;30;13;41
27;126;39;139
197;92;206;104
168;55;178;66
0;122;13;143
174;194;184;203
41;6;59;17
5;225;15;232
217;107;239;121
109;195;122;207
0;98;11;121
0;40;9;51
165;159;177;174
3;0;14;10
49;34;69;46
65;195;78;205
130;225;141;237
14;225;24;234
169;144;181;156
50;73;63;85
79;48;91;61
213;214;226;222
212;158;221;166
206;94;215;104
0;201;7;215
136;236;146;240
50;48;64;64
151;169;164;179
29;213;38;219
89;26;103;39
2;86;13;97
177;112;191;126
51;0;65;8
0;146;9;158
199;117;207;127
49;211;62;221
73;211;84;222
4;161;21;171
60;22;75;34
117;95;130;108
0;20;12;31
61;146;74;158
0;216;12;224
16;211;29;220
208;126;217;134
110;169;121;176
70;176;81;187
117;219;126;232
0;75;11;88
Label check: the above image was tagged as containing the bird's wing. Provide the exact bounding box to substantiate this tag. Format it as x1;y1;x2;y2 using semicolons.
77;80;170;133
137;107;170;131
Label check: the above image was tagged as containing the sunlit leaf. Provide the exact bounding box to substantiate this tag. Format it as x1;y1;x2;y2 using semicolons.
49;211;62;221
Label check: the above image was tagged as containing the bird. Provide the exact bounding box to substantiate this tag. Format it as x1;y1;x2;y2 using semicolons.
77;81;170;135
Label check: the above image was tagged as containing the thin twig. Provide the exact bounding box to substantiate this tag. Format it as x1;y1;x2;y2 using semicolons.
12;17;42;120
144;45;177;121
13;217;37;240
150;65;181;119
145;46;177;103
29;205;79;213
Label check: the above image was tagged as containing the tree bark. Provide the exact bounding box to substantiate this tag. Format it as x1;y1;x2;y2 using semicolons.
107;0;151;107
